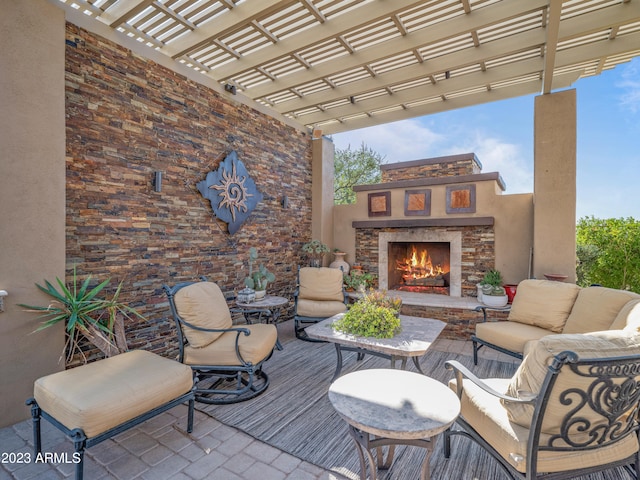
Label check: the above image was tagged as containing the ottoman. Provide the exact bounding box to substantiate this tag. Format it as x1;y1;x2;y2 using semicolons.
26;350;195;480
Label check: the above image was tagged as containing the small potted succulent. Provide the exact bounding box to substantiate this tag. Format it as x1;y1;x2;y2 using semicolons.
302;239;330;267
480;269;508;307
244;247;275;299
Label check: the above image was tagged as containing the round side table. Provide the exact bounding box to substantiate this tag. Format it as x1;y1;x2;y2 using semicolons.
328;369;460;480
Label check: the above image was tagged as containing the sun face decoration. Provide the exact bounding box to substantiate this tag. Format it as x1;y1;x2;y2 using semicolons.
210;160;252;223
197;151;263;234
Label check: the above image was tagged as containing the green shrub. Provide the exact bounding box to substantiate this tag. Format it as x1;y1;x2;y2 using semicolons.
332;300;400;338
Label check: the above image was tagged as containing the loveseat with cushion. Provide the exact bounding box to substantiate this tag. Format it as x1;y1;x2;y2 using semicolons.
473;279;640;364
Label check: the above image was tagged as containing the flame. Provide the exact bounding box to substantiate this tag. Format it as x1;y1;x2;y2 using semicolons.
396;245;445;280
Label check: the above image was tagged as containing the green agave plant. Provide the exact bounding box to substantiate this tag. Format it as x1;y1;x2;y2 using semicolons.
19;268;145;364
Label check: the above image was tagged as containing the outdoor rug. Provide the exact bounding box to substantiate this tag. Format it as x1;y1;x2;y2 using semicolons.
197;336;632;480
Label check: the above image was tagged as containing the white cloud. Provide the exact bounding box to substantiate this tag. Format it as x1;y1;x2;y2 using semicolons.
331;119;533;194
440;133;533;194
618;58;640;114
330;119;445;163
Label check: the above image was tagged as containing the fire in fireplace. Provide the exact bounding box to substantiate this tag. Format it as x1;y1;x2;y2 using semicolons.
388;242;451;294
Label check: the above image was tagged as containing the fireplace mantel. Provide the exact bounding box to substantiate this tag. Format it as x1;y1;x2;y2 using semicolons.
352;217;494;229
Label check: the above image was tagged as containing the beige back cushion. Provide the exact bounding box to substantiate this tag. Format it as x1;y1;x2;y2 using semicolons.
507;280;580;333
299;267;344;302
174;282;232;348
503;331;640;436
562;287;640;334
610;299;640;332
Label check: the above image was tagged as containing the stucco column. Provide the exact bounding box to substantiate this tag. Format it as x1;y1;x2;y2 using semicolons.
533;89;577;282
311;136;335;263
0;0;66;426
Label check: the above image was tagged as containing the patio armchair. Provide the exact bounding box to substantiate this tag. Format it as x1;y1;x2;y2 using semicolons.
444;331;640;479
163;279;278;404
293;266;348;341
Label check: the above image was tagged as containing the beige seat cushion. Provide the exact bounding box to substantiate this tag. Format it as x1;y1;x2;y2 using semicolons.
183;324;277;366
450;376;639;473
503;331;640;435
296;298;347;318
299;267;345;302
507;280;580;333
34;350;194;438
610;299;640;331
175;282;232;347
475;321;553;355
562;287;640;334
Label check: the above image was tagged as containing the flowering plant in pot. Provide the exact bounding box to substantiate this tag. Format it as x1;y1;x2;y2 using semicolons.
332;290;401;338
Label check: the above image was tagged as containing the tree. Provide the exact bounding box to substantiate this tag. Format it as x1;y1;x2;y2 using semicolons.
576;216;640;293
334;143;384;204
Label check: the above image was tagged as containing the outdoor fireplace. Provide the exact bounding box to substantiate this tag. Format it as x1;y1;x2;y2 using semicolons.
388;242;450;294
378;230;462;297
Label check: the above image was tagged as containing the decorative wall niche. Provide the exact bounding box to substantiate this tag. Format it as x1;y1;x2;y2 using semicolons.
404;189;431;216
368;191;391;217
446;184;476;214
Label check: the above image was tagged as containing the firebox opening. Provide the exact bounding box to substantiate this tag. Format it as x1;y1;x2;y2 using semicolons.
388;242;451;295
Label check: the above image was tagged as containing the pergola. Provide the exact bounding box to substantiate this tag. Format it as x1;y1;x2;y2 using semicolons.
54;0;640;134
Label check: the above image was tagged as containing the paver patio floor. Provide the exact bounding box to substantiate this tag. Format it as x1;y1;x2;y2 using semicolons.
0;320;508;480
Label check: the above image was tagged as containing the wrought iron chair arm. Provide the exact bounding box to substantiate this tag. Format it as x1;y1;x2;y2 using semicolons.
445;360;537;404
178;317;251;336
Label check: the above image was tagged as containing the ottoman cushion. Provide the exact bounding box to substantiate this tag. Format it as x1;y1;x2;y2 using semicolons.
34;350;194;438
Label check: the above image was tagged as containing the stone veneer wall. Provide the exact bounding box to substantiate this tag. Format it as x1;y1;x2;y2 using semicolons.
355;225;495;298
64;23;311;361
380;153;482;183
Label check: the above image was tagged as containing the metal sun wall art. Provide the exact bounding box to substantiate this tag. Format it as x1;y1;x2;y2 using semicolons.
197;151;263;234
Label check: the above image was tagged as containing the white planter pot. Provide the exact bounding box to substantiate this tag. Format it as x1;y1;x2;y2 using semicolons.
482;294;508;308
255;289;266;300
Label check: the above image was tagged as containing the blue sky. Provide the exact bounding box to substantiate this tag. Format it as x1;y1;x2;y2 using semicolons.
332;58;640;221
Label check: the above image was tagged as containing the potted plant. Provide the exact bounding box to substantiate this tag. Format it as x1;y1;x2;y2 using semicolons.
480;269;509;307
344;271;375;293
302;239;330;267
244;247;275;299
18;267;144;365
332;291;401;338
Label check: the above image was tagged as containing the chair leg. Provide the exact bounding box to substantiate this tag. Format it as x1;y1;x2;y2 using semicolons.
443;427;452;459
70;429;87;480
473;340;479;365
27;398;42;455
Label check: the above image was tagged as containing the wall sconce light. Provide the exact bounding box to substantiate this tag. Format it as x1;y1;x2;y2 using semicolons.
0;290;7;313
153;171;162;192
224;83;237;95
281;195;289;209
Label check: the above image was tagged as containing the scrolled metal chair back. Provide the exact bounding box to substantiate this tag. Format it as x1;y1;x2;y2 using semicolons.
534;352;640;454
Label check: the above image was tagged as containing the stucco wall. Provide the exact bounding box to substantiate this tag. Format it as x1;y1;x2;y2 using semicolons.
333;164;534;286
0;0;66;427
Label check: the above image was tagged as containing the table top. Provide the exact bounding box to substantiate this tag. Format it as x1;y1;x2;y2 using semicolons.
329;369;460;439
305;314;445;357
235;295;289;309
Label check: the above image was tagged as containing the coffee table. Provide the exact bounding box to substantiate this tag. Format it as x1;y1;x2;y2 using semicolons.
329;369;460;480
305;314;445;381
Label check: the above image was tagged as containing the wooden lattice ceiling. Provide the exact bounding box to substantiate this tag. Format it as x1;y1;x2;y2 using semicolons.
52;0;640;134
